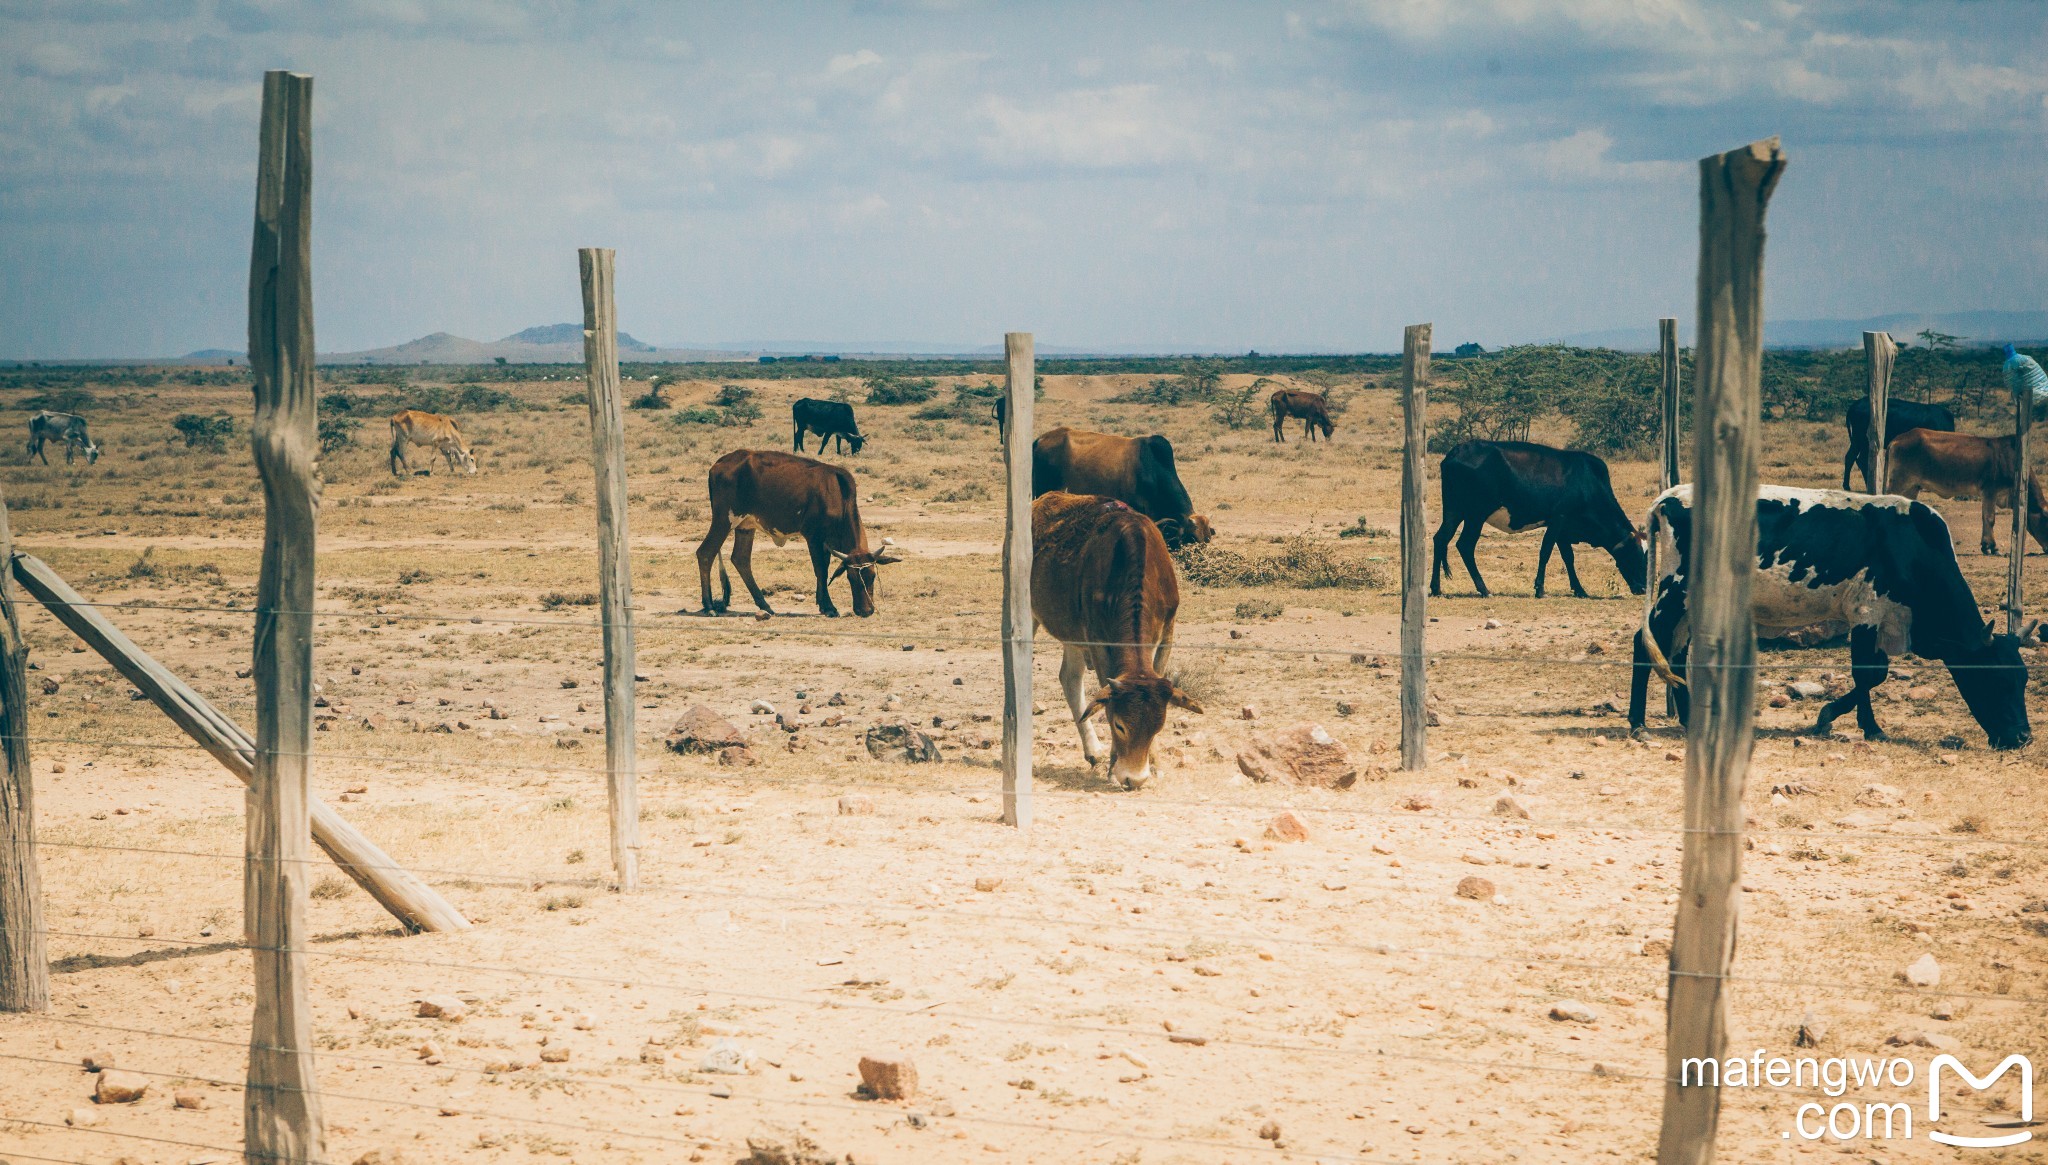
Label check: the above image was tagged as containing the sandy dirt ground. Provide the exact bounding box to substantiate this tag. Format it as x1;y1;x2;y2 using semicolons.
0;372;2043;1164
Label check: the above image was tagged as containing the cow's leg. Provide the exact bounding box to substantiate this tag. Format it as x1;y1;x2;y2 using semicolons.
696;513;733;613
1430;513;1459;596
1815;624;1890;740
730;527;775;615
1842;442;1862;492
1271;413;1285;443
1556;540;1589;598
1982;493;2000;555
806;537;840;618
792;424;804;452
1456;520;1490;598
1534;531;1556;598
1060;645;1103;766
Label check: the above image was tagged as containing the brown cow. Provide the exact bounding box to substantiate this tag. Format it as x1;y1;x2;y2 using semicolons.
1032;491;1203;789
1885;428;2048;555
1031;427;1214;549
695;450;899;618
389;409;477;476
1269;390;1334;443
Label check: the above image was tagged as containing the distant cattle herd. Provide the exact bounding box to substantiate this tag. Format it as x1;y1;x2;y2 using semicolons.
19;381;2042;755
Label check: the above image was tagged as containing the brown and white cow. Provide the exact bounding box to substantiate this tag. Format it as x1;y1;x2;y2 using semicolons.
696;449;899;618
1032;491;1203;789
1269;389;1334;443
1884;428;2048;555
388;410;477;476
1031;427;1213;549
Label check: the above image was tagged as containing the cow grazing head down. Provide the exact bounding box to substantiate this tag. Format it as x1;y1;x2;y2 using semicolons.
1080;674;1203;788
454;445;478;475
1610;527;1649;595
1155;514;1215;549
1947;623;2031;750
827;537;901;617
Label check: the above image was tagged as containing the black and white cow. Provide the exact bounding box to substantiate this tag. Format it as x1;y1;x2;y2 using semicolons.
791;398;865;456
1430;440;1648;599
1841;397;1954;493
25;410;98;465
1628;484;2031;750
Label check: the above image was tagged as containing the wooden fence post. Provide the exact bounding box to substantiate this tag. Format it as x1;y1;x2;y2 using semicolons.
1658;136;1783;1165
578;247;640;892
245;68;325;1163
2010;367;2032;635
0;490;47;1014
1399;324;1431;772
1864;330;1895;493
1000;332;1035;830
1660;318;1683;717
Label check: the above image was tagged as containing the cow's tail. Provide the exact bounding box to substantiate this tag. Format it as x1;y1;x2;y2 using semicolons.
1636;498;1685;689
715;552;732;611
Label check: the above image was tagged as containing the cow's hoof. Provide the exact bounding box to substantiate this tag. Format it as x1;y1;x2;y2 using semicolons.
1863;729;1888;742
820;609;840;618
1628;727;1650;742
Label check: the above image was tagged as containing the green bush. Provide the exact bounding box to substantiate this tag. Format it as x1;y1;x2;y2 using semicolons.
172;413;235;452
318;415;361;453
672;385;761;428
20;389;97;413
865;375;937;405
913;380;1003;422
1211;379;1265;429
1113;360;1223;406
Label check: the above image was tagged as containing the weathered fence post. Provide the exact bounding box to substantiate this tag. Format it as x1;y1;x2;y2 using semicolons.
1864;330;1895;493
1660;317;1683;717
578;247;640;892
1000;332;1035;829
0;490;48;1014
245;68;325;1163
1399;324;1431;772
2010;364;2032;635
1658;136;1783;1165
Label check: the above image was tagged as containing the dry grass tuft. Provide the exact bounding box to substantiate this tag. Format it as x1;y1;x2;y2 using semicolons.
1178;535;1385;590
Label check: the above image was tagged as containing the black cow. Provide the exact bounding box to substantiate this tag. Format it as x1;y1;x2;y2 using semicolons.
1430;440;1647;599
26;410;98;465
791;398;865;455
1629;484;2030;749
1842;397;1954;492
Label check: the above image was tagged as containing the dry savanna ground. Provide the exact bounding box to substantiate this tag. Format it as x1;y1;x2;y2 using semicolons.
1;370;2043;1164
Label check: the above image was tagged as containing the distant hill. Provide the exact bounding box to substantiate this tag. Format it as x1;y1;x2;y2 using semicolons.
1554;310;2048;352
502;323;654;351
319;328;743;365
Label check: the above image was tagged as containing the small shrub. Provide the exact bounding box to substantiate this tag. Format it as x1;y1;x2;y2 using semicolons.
21;388;97;413
864;375;937;405
173;413;236;452
397;568;432;585
1211;381;1264;429
560;390;590;407
1234;598;1284;619
540;591;599;609
1180;535;1386;590
1337;516;1389;539
914;381;1003;422
310;876;349;900
318;415;361;453
932;480;990;502
543;894;585;911
629;386;670;409
672;405;723;425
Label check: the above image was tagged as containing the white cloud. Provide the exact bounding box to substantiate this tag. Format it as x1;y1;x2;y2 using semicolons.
976;84;1205;170
1522;128;1688;184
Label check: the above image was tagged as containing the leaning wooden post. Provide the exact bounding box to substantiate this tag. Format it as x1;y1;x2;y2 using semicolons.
1000;333;1035;829
1658;136;1783;1165
1399;324;1431;772
245;68;325;1163
2010;366;2032;635
1660;318;1682;495
578;247;640;892
1864;330;1895;493
0;491;48;1014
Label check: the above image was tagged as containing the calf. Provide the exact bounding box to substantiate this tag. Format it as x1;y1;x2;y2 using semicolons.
1884;428;2048;555
1033;427;1213;549
1269;390;1334;443
1431;440;1647;599
1842;397;1954;492
1629;484;2029;749
791;398;865;455
696;449;898;618
26;411;97;465
388;410;476;476
1032;491;1202;789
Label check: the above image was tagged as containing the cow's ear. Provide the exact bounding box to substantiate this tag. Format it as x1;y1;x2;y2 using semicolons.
872;554;901;566
1106;677;1126;694
1080;688;1111;722
1168;688;1205;714
828;562;847;582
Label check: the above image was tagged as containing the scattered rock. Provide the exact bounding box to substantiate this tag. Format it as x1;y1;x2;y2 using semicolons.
827;692;848;706
718;746;757;767
864;723;942;763
1234;724;1355;788
1795;1011;1828;1048
710;1082;734;1098
1483;618;1502;630
1425;707;1449;727
1234;750;1278;783
1786;681;1826;700
880;693;904;711
65;1106;102;1128
416;995;467;1021
1454;875;1495;902
1854;783;1905;808
1492;795;1531;820
1768;693;1790;708
639;1043;666;1064
1400;793;1435;811
1259;1119;1282;1142
539;1047;570;1063
93;1071;149;1104
858;1054;918;1100
1240;704;1257;721
173;1088;207;1110
81;1051;114;1072
701;1038;753;1075
836;794;875;816
974;877;1003;892
667;705;748;754
1903;953;1941;988
40;677;59;694
1548;1001;1598;1024
739;1125;841;1165
751;699;777;715
1265;810;1311;843
1905;685;1936;700
418;1039;444;1063
1887;1031;1962;1052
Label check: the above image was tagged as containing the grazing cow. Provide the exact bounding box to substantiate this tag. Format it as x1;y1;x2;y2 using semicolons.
1430;440;1648;599
1269;390;1334;443
26;411;98;465
791;398;865;455
1032;491;1202;788
1032;427;1214;549
696;449;898;618
1842;397;1955;492
1629;484;2030;749
388;410;476;476
1884;428;2048;555
993;397;1007;441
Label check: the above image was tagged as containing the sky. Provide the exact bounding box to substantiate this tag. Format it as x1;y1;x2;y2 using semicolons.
1;0;2044;359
